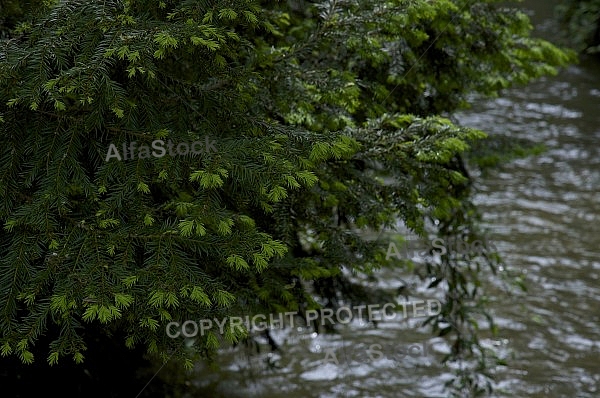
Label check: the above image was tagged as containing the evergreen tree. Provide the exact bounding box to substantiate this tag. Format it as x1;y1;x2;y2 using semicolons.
557;0;600;53
0;0;572;396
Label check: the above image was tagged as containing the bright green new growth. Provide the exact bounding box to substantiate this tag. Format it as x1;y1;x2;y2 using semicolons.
0;0;572;395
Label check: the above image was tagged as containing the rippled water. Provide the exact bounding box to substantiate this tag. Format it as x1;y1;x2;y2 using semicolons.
457;64;600;398
188;2;600;396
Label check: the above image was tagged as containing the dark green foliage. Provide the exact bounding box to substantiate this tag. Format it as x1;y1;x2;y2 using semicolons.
557;0;600;53
0;0;45;38
0;1;572;396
